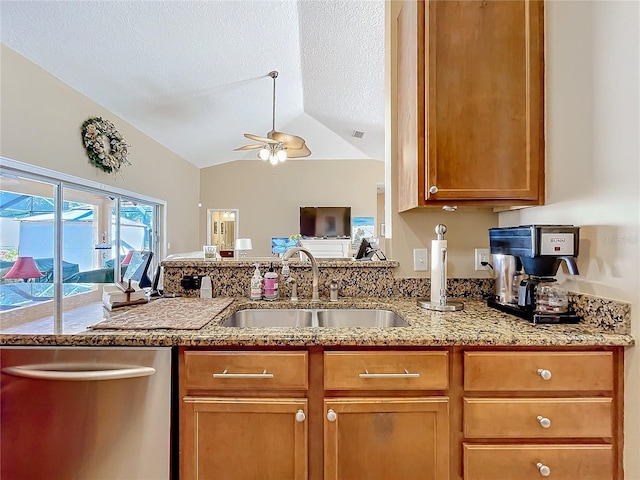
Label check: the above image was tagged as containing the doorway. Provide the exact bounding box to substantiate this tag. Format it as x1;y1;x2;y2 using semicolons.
206;209;239;257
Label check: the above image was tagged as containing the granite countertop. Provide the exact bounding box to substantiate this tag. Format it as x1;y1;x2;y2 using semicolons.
0;297;633;347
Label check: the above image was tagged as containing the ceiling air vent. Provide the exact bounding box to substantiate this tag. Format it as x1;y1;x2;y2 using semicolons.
352;130;365;139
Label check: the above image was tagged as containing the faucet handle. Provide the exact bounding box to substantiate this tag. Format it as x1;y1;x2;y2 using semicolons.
330;278;339;302
286;276;298;302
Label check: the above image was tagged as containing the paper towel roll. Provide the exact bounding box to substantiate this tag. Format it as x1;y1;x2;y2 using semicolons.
430;240;447;303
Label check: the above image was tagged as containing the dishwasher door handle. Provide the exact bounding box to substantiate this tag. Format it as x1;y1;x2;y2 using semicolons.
1;363;156;381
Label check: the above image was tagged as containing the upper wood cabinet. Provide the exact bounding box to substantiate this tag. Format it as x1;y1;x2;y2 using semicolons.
395;0;545;210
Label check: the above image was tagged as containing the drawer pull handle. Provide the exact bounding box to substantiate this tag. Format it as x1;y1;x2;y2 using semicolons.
327;409;337;422
295;409;306;423
536;462;551;477
359;369;420;379
537;415;551;428
429;185;438;194
537;368;552;380
212;369;274;379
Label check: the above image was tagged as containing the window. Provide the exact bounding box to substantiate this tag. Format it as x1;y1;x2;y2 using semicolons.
0;158;165;333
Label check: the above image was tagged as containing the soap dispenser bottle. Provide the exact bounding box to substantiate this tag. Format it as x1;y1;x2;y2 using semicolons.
263;262;279;301
250;263;263;300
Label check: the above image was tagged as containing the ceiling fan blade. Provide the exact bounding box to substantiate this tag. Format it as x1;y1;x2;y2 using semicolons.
271;131;306;150
285;144;311;158
233;144;263;151
244;133;278;144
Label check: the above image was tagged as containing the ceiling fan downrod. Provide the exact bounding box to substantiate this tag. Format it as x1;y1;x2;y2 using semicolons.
268;70;278;137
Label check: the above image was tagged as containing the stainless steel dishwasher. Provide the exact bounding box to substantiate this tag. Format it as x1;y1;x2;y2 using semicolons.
0;346;172;480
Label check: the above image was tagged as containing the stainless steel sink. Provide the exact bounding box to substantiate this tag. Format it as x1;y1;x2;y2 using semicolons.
316;309;408;328
221;308;408;328
222;309;314;327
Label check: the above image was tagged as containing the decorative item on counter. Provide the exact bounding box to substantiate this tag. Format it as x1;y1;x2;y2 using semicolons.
200;276;213;299
250;263;263;300
263;262;279;301
203;245;219;260
102;280;148;311
234;238;252;259
417;224;464;312
81;116;131;175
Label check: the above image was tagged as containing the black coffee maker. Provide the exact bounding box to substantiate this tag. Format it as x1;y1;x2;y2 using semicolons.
488;225;581;324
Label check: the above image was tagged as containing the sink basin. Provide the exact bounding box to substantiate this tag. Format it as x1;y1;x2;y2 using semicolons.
222;308;408;328
316;309;408;328
222;309;314;327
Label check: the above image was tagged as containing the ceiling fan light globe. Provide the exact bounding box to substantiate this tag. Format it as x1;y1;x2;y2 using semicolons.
258;148;270;161
269;154;279;166
277;149;287;162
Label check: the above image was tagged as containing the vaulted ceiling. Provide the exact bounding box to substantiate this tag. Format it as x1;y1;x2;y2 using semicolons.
1;0;386;168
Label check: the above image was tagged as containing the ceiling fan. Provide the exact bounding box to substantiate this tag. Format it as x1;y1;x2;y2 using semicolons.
234;70;311;165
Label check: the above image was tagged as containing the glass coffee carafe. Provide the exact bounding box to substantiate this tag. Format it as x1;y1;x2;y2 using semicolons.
534;277;569;314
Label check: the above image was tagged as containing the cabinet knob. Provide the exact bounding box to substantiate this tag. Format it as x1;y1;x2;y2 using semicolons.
295;409;306;423
537;368;552;380
429;185;438;194
327;409;337;422
536;462;551;477
537;415;551;428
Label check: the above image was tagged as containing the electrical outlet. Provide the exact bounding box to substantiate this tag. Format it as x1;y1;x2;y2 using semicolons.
474;248;491;271
413;248;428;271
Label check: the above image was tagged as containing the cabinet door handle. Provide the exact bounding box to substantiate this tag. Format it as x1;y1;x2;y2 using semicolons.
295;409;306;423
327;409;337;422
212;369;274;379
536;462;551;477
537;368;552;380
359;369;420;378
429;185;438;194
537;415;551;428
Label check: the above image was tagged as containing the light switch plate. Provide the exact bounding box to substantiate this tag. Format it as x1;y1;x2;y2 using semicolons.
413;248;428;271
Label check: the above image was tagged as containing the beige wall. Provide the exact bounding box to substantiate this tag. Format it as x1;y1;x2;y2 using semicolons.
500;2;639;476
0;44;201;256
199;159;384;257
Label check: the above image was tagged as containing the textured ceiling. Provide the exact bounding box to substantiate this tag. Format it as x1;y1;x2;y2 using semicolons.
0;0;385;168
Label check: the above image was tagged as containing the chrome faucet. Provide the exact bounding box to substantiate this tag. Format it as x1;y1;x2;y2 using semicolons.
283;247;319;302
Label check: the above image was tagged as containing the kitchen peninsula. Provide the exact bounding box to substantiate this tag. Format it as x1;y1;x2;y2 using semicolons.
0;257;633;479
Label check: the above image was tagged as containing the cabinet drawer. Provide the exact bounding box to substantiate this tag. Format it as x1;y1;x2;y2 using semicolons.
464;444;613;480
324;351;448;390
464;398;612;438
184;351;308;390
464;351;613;391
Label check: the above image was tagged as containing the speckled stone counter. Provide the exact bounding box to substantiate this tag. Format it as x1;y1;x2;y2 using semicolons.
0;296;633;347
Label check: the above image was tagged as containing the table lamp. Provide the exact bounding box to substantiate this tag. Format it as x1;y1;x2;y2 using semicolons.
3;257;44;282
234;238;252;259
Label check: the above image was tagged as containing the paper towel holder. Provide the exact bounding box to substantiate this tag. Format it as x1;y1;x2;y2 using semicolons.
417;224;464;312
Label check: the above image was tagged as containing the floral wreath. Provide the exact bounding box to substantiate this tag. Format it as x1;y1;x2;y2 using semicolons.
81;117;131;175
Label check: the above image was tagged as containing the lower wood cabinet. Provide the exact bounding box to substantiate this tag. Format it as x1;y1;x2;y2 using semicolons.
324;397;449;480
179;346;623;480
183;397;308;480
462;348;622;480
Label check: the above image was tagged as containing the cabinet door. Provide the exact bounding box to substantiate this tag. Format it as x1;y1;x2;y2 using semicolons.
183;397;308;480
324;397;449;480
396;0;544;209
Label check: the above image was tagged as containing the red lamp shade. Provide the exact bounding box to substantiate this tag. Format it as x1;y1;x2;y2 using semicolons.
3;257;44;280
121;251;134;265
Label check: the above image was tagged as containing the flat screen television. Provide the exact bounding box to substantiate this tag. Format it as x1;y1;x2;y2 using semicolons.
299;207;351;238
